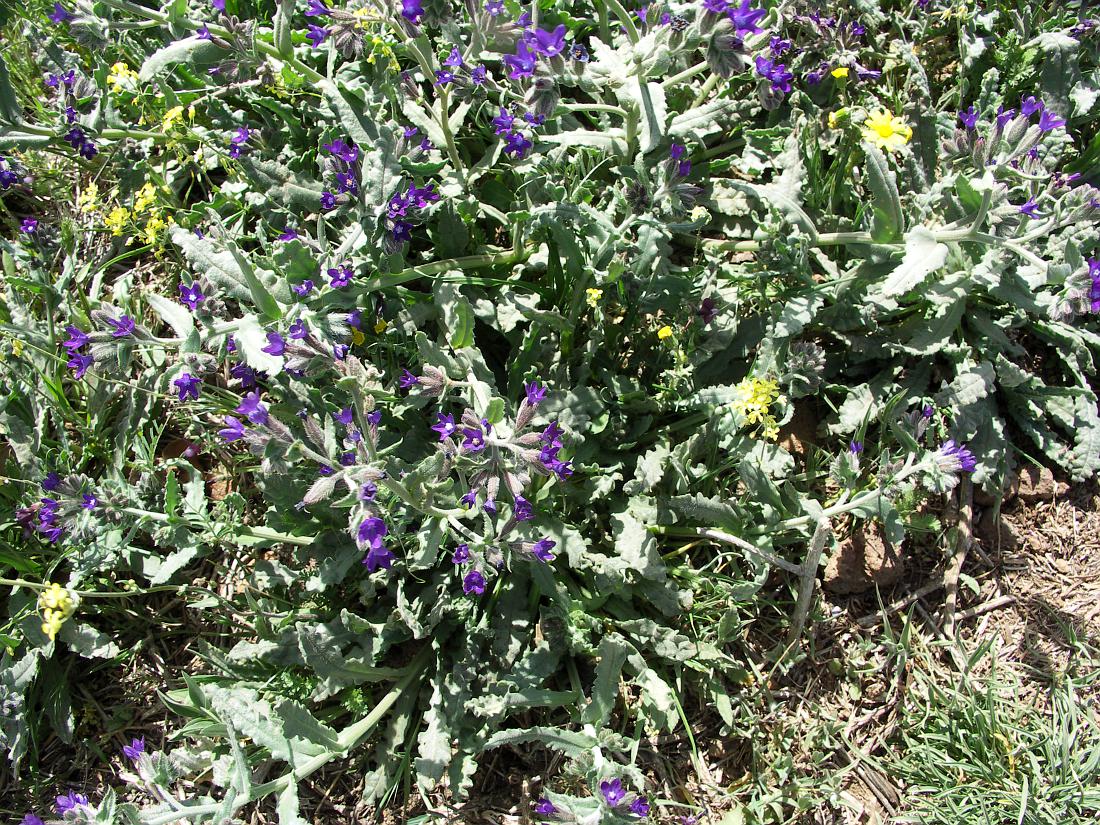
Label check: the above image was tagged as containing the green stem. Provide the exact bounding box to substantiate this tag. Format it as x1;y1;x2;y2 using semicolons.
436;87;467;185
118;505;317;546
663;61;709;88
691;73;720;109
557;102;628;118
603;0;641;43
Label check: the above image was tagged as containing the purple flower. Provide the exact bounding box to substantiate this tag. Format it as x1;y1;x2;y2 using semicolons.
278;228;299;241
21;815;45;825
212;0;225;11
401;0;423;24
367;410;381;427
461;489;477;508
55;792;89;815
443;47;464;68
493;107;516;135
461;427;486;453
922;404;935;418
503;40;537;79
525;381;546;406
358;515;388;547
323;137;359;165
236;391;269;425
1018;198;1043;219
81;493;97;509
196;24;212;39
262;332;286;356
769;35;791;54
486;0;504;14
218;416;247;442
320;191;337;211
399;369;420;389
629;798;650;817
42;472;61;492
179;282;205;310
600;779;626;807
359;481;378;501
305;0;330;15
534;798;556;816
306;24;329;48
463;570;487;595
431;412;456;440
229;361;258;388
107;315;136;338
504;131;533;158
122;737;145;762
174;373;202;401
62;325;89;352
755;55;793;94
434;69;456;86
934;440;977;473
958;105;978;130
471;65;488;85
49;3;74;24
530;24;567;57
346;309;362;330
292;279;314;297
995;106;1017;130
67;353;93;378
727;0;765;34
452;544;471;564
1020;95;1043;117
364;543;395;571
702;0;727;15
849;440;863;454
289;319;308;340
531;538;555;562
335;407;354;426
1038;109;1065;132
697;297;718;324
513;495;534;521
329;265;353;288
20;218;37;233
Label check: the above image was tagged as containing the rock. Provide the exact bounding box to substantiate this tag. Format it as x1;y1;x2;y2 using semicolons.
1012;466;1069;503
824;524;904;595
777;402;819;458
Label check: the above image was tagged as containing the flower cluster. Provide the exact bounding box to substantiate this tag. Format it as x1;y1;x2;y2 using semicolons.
730;375;781;440
502;23;569;80
37;582;76;641
320;136;360;211
62;126;97;159
386;180;440;249
492;105;544;160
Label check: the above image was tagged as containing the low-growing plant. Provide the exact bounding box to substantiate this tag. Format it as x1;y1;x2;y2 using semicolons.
1;0;1099;822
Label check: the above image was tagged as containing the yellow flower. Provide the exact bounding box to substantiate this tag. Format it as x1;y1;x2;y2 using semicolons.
142;213;170;246
352;328;366;345
585;288;603;308
689;205;711;223
730;376;781;440
106;62;138;93
38;583;76;641
828;107;849;129
862;107;913;153
656;325;674;341
831;66;849;79
77;182;99;213
105;206;130;236
162;105;185;131
352;6;374;28
11;339;24;358
133;181;158;213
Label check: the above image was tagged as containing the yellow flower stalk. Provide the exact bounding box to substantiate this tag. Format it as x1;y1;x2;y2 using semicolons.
862;107;913;153
107;62;138;93
585;288;603;308
77;182;99;213
38;582;76;641
162;105;186;131
133;182;158;213
730;376;781;440
105;206;130;236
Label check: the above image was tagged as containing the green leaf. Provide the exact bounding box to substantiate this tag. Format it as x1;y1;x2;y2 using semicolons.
0;54;22;124
581;635;629;726
881;227;949;297
864;145;903;242
482;726;598;758
145;292;194;338
137;38;222;81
